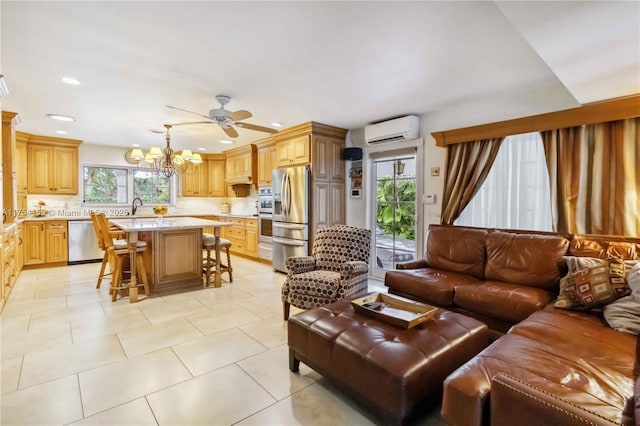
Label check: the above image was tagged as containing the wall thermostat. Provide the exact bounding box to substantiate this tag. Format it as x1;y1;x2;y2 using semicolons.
351;189;362;198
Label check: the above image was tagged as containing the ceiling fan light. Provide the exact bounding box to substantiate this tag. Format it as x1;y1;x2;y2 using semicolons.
149;146;163;158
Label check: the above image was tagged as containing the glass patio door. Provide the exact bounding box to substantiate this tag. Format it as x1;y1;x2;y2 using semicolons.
371;154;417;278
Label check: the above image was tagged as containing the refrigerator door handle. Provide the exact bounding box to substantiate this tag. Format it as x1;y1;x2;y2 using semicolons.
272;236;306;246
273;222;306;230
280;171;287;217
285;172;291;216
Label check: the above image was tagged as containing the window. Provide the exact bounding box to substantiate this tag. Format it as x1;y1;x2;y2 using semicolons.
133;170;171;204
83;165;173;205
455;132;552;231
83;166;128;204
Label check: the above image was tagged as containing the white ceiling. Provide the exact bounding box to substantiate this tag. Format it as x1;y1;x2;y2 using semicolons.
2;1;638;153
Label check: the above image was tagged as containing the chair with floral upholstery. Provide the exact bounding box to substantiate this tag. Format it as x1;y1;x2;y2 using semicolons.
281;224;371;320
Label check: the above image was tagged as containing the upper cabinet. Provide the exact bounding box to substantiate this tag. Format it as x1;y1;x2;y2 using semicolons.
275;135;310;167
206;154;226;197
224;144;257;196
255;137;277;187
27;135;81;195
15;134;28;216
181;161;209;197
2;111;19;224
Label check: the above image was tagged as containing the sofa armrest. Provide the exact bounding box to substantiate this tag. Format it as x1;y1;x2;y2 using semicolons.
491;373;620;426
286;256;316;276
396;259;428;270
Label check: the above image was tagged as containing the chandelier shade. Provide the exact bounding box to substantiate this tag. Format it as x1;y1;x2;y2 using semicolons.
130;124;202;177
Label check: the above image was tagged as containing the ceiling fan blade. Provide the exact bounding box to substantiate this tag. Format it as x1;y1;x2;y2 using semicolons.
229;109;252;121
172;121;213;126
234;122;279;134
166;105;210;120
223;126;239;138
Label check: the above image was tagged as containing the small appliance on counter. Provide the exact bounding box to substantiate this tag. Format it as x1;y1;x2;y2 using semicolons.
221;202;231;213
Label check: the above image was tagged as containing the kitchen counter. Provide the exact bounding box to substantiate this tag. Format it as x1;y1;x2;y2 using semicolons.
18;212;259;222
109;216;227;231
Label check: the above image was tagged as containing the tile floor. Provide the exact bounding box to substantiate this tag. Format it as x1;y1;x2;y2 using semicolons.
1;258;445;425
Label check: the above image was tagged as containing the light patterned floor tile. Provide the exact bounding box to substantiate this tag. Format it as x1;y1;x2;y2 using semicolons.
71;309;151;342
147;364;276;425
1;375;83;426
79;348;192;416
117;317;204;358
187;304;261;335
236;379;377;426
139;298;210;324
28;302;107;330
1;356;23;395
237;344;321;401
172;328;266;376
69;398;157;426
239;314;288;348
19;335;126;389
1;321;72;360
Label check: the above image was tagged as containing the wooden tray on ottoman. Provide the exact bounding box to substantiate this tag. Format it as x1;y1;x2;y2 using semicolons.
351;292;437;329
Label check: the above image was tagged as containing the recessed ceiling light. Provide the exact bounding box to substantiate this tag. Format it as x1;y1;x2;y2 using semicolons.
132;143;140;147
55;130;68;135
61;77;81;85
219;140;234;144
198;147;206;151
271;122;283;127
47;114;75;122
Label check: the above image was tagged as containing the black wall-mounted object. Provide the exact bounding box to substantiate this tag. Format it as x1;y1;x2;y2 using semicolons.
342;147;363;161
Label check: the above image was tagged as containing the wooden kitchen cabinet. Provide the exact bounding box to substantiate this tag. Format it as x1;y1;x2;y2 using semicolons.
275;135;310;167
224;144;257;185
245;219;258;257
3;226;17;305
27;136;80;194
16;223;24;272
2;112;18;224
206;155;226;197
256;137;277;187
24;220;68;265
181;161;208;196
15;135;28;216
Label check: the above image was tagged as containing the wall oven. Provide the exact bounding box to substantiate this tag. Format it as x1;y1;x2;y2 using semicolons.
258;186;273;260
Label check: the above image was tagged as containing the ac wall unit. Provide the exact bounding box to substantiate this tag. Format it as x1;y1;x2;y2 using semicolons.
365;115;420;145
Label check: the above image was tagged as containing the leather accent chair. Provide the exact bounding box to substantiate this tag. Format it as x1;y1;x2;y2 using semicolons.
281;225;371;320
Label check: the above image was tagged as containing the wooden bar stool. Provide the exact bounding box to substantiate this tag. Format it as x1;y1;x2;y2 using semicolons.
90;212;126;290
202;232;233;285
96;214;151;301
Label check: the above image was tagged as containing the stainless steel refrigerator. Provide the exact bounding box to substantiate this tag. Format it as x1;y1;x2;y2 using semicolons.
272;165;310;273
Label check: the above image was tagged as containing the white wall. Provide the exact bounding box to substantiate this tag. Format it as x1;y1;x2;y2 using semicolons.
29;143;258;217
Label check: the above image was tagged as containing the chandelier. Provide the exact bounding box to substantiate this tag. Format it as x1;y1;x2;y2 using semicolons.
129;124;202;178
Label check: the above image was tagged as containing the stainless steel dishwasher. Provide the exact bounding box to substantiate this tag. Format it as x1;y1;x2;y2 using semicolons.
68;220;103;264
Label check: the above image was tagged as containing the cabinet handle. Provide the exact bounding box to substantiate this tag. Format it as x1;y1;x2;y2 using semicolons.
41;224;44;231
64;232;66;239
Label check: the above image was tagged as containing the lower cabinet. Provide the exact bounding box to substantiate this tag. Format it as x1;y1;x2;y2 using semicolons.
24;220;68;265
215;216;259;258
2;225;18;311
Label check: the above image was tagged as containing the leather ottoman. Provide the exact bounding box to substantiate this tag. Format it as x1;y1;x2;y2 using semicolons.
287;300;488;424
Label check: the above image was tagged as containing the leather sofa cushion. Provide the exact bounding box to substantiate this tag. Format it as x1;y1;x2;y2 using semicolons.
425;226;487;280
570;236;640;260
385;268;480;306
454;281;555;323
484;231;569;290
443;309;636;426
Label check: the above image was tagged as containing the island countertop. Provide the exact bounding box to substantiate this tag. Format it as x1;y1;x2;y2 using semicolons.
109;216;228;231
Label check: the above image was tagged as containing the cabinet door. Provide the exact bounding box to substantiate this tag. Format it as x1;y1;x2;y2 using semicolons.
290;136;310;165
17;226;24;271
24;222;46;265
27;145;53;193
182;162;209;196
245;219;258;257
257;148;270;186
15;141;27;192
46;221;68;263
208;159;226;197
53;147;78;194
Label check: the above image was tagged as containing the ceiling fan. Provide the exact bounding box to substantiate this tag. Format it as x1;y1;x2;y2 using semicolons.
166;95;278;138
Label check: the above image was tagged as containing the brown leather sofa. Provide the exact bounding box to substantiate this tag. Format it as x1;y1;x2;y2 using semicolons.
385;225;570;338
385;225;639;425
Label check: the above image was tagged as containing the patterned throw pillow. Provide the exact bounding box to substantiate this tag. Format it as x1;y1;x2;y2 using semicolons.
555;257;631;310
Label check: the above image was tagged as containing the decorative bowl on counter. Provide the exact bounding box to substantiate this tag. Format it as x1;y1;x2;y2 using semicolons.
153;205;168;224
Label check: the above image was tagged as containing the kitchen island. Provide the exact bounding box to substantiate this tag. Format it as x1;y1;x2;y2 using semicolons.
110;217;229;301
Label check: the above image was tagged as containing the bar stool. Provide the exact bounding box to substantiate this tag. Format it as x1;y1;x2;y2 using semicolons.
202;232;233;285
90;212;126;290
96;213;151;301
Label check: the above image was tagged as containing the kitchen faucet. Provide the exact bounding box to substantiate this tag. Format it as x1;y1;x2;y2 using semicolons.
132;197;143;215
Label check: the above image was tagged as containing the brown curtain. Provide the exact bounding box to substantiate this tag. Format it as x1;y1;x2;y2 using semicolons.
542;117;640;237
441;138;504;225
